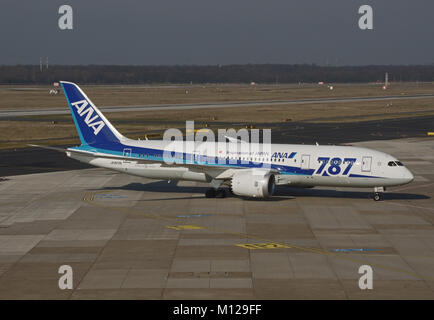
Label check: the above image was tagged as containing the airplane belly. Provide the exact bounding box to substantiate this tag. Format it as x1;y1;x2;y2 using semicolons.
126;166;208;182
277;173;391;188
68;153;208;182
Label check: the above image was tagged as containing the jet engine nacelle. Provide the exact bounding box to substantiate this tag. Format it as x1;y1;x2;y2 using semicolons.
231;170;276;198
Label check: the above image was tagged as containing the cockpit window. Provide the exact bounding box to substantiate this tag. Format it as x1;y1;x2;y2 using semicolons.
388;161;404;167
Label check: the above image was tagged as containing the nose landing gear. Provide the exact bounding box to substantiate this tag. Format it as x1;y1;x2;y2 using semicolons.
373;192;383;201
373;186;385;201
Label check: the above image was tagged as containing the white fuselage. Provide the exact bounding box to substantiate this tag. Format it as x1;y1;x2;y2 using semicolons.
67;138;414;189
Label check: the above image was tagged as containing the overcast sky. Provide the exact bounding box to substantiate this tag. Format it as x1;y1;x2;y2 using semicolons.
1;0;433;65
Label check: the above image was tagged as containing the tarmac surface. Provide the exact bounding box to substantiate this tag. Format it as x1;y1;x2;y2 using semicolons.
0;137;433;299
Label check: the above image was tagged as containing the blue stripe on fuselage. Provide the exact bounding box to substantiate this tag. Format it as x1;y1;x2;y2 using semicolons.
349;173;381;179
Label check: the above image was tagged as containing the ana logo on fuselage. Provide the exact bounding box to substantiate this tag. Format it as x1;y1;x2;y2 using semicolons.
272;152;296;159
70;100;105;135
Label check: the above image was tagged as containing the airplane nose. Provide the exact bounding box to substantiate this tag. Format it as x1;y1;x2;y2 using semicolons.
403;168;414;183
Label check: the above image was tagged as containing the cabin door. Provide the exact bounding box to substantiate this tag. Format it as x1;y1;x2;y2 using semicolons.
123;148;132;158
301;154;310;170
362;156;372;172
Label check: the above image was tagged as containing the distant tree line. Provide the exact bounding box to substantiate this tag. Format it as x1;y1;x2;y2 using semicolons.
0;64;434;84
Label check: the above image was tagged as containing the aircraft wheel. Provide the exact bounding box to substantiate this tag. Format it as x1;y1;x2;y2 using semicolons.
373;192;383;201
205;188;216;198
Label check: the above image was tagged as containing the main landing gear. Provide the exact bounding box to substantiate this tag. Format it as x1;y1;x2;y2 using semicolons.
205;188;226;198
373;186;385;201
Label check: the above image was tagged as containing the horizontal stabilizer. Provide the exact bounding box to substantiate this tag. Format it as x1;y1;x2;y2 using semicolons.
27;144;67;152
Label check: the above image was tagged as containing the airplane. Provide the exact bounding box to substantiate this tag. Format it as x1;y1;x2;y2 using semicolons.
33;81;414;201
